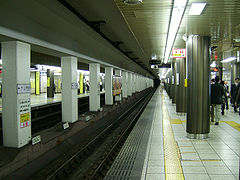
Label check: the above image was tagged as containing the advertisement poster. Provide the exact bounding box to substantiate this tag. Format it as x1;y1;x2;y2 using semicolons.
112;75;122;96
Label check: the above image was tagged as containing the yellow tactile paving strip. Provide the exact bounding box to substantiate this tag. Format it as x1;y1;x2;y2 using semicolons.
162;96;185;180
221;121;240;131
171;118;240;132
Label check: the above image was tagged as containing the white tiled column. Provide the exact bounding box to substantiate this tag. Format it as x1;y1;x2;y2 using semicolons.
132;73;135;93
2;41;31;148
127;72;132;96
136;75;139;92
115;69;122;101
89;63;100;111
122;71;128;98
105;67;113;105
61;56;78;123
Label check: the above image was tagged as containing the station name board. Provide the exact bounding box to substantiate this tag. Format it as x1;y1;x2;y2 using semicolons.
172;49;186;58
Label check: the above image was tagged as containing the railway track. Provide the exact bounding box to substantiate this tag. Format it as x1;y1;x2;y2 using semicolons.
42;88;155;180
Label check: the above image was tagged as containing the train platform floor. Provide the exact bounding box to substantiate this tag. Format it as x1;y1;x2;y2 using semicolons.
105;87;240;180
0;91;105;112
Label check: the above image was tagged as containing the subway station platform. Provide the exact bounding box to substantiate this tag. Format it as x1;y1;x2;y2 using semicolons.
0;92;105;112
105;87;240;180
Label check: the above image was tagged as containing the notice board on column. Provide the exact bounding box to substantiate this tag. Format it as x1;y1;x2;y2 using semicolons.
18;98;31;128
112;75;122;96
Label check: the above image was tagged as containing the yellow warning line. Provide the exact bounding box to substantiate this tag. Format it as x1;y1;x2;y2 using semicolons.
162;96;184;180
181;159;221;162
171;119;186;124
223;121;240;131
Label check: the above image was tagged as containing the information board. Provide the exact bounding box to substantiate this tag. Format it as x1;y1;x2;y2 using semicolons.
18;98;31;128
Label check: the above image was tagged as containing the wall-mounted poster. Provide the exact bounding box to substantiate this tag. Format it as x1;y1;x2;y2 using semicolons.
112;75;122;96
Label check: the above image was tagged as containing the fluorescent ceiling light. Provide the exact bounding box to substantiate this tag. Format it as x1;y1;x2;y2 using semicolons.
189;3;206;15
164;0;188;64
221;57;236;63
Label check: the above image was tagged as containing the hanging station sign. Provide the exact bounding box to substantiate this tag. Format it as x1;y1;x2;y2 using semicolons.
172;49;186;58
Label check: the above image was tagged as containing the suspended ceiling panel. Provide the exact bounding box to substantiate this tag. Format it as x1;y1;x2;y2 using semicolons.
115;0;173;62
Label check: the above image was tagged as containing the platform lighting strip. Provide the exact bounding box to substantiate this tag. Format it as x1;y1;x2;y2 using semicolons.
188;3;206;15
221;57;236;63
163;0;188;64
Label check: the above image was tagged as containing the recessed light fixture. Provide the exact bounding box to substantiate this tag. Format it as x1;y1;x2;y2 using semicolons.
189;3;206;15
123;0;143;5
221;57;236;63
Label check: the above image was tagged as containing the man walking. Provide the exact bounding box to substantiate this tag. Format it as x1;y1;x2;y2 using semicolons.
211;76;225;125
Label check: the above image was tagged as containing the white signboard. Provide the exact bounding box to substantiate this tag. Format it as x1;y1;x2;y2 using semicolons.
176;73;180;85
63;122;69;129
17;84;31;94
32;135;41;145
172;76;175;85
18;98;31;128
172;49;186;58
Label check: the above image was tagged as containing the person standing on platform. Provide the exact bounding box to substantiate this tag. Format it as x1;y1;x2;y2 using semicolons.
224;81;229;109
235;88;240;116
220;80;227;115
230;78;239;112
211;76;225;125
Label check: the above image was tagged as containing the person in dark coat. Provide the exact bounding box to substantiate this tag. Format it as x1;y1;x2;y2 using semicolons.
211;76;225;125
230;78;239;112
235;88;240;115
220;80;228;115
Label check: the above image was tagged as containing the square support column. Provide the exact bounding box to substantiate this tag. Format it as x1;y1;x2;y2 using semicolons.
115;69;122;101
89;63;100;111
127;72;132;96
122;71;128;98
61;56;78;123
105;67;113;105
2;41;31;148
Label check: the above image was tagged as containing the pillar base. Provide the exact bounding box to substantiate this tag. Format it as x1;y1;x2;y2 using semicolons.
187;133;208;139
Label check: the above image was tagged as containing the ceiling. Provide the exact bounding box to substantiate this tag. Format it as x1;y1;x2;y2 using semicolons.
0;0;240;78
116;0;240;57
64;0;240;76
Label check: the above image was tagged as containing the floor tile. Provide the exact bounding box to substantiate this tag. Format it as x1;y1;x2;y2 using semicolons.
209;175;237;180
223;160;240;166
184;174;210;180
198;153;221;160
182;166;207;174
148;160;165;167
181;160;203;167
228;166;239;175
181;153;200;160
202;160;226;167
145;173;165;180
147;166;165;174
217;153;239;160
205;166;232;175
